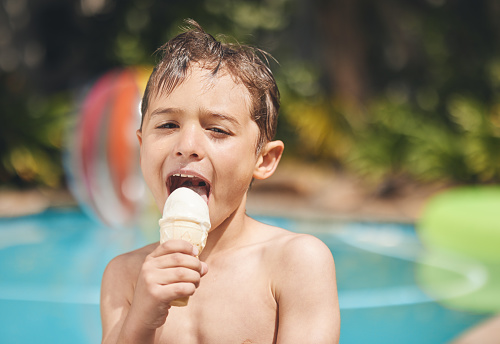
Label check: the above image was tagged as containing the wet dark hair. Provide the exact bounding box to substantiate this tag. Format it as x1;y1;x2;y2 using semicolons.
140;19;280;150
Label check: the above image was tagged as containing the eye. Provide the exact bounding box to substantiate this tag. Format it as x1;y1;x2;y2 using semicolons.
208;127;231;137
156;122;179;129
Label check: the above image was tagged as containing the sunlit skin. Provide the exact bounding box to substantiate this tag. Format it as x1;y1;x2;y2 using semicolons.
100;66;340;344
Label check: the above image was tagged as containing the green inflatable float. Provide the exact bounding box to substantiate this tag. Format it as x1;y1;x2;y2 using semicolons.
417;186;500;313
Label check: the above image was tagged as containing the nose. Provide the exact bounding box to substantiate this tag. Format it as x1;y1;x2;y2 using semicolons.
174;126;204;160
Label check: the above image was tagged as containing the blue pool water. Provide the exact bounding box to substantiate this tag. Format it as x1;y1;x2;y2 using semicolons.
0;208;489;343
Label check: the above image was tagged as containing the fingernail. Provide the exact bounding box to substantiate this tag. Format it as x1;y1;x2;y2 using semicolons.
192;246;199;256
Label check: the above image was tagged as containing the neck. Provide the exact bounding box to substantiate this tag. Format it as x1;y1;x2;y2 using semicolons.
199;194;252;259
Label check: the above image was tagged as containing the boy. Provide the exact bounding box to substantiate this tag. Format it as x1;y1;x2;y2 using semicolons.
100;20;340;343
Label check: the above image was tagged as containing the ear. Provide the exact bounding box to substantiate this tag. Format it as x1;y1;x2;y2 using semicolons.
136;129;143;163
253;140;284;180
136;129;143;147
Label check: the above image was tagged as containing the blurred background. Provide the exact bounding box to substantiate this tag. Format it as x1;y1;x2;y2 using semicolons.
1;0;500;343
2;0;500;196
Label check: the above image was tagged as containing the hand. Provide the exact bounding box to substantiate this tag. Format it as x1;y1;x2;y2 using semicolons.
128;240;208;330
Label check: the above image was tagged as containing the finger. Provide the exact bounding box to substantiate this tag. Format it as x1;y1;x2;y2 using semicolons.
156;282;198;302
150;240;197;258
200;261;208;277
152;252;203;272
156;267;202;286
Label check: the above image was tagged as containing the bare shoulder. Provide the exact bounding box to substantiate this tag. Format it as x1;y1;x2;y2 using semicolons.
103;242;158;285
101;242;158;306
256;223;340;343
251;219;336;285
101;242;158;340
281;231;333;262
257;221;334;270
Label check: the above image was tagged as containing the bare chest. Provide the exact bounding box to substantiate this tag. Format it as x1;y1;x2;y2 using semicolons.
155;253;278;344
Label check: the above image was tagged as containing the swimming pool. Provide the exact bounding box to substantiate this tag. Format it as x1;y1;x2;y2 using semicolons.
0;208;489;343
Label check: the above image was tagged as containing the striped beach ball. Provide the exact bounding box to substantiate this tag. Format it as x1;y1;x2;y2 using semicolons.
66;66;151;228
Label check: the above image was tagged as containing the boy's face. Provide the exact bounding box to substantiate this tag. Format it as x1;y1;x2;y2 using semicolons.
137;66;261;229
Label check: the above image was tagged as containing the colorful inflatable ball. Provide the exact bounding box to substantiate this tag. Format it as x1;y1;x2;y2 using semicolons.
65;66;152;228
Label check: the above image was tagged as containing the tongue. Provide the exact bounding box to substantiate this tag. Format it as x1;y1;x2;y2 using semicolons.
190;186;208;203
180;181;208;203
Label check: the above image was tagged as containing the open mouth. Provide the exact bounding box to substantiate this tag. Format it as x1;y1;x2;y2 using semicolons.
167;173;211;202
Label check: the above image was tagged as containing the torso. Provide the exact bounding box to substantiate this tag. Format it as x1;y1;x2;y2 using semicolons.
126;219;294;344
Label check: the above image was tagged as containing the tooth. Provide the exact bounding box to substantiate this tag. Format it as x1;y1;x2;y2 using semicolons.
177;174;194;178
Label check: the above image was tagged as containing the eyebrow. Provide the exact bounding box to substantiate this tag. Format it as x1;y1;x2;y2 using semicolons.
148;106;243;128
206;111;242;127
148;107;183;118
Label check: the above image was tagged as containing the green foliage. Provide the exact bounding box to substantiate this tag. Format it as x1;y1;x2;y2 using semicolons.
0;90;69;187
281;96;351;161
3;0;500;189
277;60;352;161
347;95;500;184
347;101;417;182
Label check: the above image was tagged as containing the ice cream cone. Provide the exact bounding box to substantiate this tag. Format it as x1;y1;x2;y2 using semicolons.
159;187;211;306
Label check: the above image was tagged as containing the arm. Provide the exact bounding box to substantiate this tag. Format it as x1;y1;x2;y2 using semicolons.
274;234;340;343
100;240;207;344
